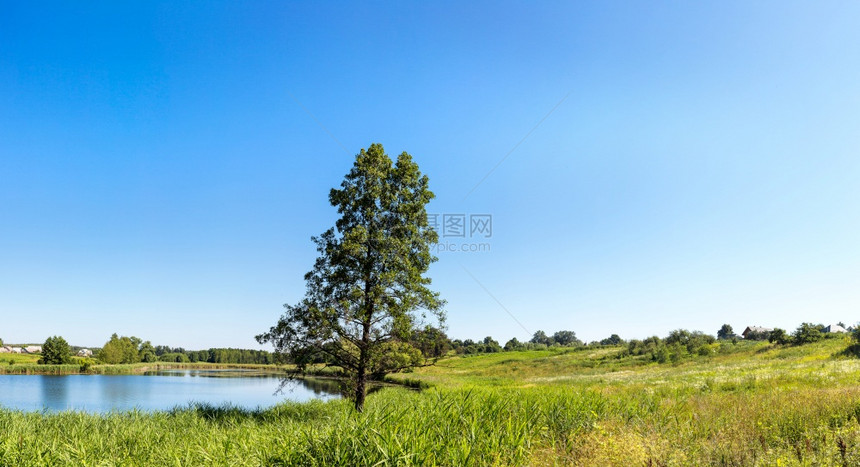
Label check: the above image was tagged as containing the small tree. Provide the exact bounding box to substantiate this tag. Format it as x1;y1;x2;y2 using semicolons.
717;324;735;340
257;144;444;412
768;328;789;345
482;336;502;353
600;334;624;346
99;334;141;364
666;329;692;345
139;341;158;362
552;330;581;346
792;322;823;345
40;336;71;365
530;330;552;345
410;326;451;359
504;337;522;351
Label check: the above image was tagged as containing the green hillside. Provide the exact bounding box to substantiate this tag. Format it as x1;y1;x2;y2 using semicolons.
3;336;860;465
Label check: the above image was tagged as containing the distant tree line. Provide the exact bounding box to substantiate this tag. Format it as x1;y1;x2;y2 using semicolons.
95;334;274;365
31;320;860;367
404;327;631;358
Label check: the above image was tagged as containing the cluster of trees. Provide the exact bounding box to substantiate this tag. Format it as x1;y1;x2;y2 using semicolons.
32;333;273;366
620;322;860;366
404;327;628;358
626;330;718;363
723;322;849;346
406;328;592;357
189;348;274;364
97;334;275;364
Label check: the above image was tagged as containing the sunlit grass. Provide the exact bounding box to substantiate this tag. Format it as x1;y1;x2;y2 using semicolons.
3;337;860;465
0;352;40;365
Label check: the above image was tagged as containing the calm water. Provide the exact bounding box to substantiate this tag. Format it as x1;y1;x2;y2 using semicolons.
0;370;341;413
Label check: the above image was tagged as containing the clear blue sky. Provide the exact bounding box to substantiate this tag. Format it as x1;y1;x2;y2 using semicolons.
2;2;859;349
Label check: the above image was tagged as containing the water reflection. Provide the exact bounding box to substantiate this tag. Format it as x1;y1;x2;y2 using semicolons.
101;375;149;406
277;377;388;398
279;377;345;396
39;376;69;410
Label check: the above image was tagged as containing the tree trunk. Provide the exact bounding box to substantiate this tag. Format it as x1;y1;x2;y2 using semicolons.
355;233;375;412
355;319;370;412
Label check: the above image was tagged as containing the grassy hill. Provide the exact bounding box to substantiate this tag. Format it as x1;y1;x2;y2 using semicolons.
0;353;40;365
2;336;860;465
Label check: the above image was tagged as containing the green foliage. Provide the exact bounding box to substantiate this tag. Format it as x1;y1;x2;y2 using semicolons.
504;337;523;351
768;328;790;345
793;322;823;345
717;324;735;340
481;336;502;353
369;341;423;377
624;330;716;364
77;357;96;372
6;339;860;465
139;341;157;363
530;330;552;345
599;334;624;346
410;325;452;359
257;144;444;411
525;330;582;347
98;334;141;364
159;352;190;363
552;330;582;346
205;348;273;364
39;336;71;365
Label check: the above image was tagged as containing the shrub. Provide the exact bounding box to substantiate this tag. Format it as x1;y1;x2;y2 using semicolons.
159;352;190;363
599;334;624;346
768;328;790;345
40;336;72;365
793;323;823;345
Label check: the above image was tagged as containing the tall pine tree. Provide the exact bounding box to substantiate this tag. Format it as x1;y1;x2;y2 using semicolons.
258;144;444;411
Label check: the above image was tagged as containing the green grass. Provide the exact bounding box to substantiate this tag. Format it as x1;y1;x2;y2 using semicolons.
0;352;40;365
3;337;860;465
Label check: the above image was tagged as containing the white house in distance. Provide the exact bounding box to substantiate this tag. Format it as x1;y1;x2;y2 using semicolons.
0;346;23;353
77;348;93;357
824;324;849;334
24;345;42;354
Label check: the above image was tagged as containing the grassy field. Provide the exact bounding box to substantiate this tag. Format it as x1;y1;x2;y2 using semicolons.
0;352;40;365
3;337;860;465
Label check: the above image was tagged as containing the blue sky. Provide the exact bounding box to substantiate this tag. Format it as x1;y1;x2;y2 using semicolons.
2;2;859;349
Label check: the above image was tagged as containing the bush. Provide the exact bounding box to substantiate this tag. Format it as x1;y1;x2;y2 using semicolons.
792;323;823;345
599;334;624;346
159;352;190;363
768;328;790;345
40;336;71;365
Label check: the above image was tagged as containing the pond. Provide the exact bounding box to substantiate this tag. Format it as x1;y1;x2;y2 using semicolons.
0;370;341;413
